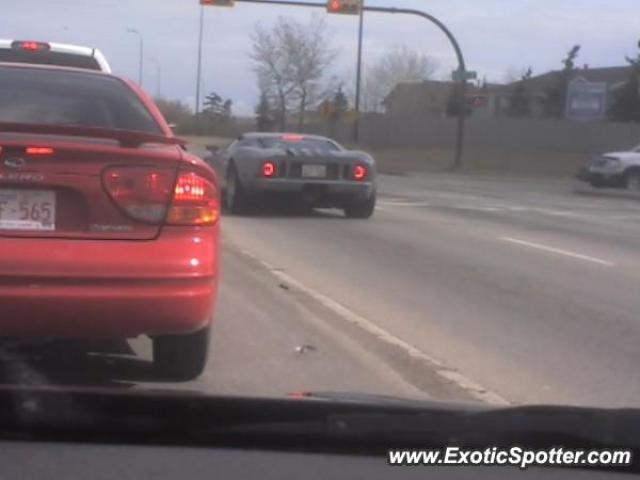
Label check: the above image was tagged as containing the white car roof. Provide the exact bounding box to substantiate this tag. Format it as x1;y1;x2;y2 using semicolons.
0;39;111;73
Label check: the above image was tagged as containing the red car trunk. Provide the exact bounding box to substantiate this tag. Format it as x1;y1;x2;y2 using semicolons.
0;135;183;240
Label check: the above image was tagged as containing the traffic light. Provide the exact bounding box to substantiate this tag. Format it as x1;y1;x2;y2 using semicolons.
200;0;234;7
326;0;361;15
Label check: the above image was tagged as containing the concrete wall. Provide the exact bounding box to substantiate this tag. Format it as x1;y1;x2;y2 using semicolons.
298;115;640;154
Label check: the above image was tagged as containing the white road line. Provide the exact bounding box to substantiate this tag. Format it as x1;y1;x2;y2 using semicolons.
378;200;432;207
236;248;509;406
500;236;616;267
374;205;393;212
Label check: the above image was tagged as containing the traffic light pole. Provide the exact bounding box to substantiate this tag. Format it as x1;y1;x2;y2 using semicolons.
353;5;364;143
223;0;468;169
195;5;205;115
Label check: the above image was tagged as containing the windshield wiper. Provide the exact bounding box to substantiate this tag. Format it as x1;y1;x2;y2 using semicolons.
0;122;186;148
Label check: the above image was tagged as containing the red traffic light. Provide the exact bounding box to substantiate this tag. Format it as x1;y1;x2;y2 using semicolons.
200;0;234;6
326;0;361;15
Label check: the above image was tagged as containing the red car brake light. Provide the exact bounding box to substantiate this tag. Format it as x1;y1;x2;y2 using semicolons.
25;146;54;155
353;164;367;181
166;172;220;226
102;166;175;223
11;41;51;52
262;161;276;178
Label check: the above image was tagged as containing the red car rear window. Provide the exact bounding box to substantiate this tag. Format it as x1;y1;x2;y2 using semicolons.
0;65;161;134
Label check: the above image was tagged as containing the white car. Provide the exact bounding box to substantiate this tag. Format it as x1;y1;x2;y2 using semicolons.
583;144;640;192
0;39;111;72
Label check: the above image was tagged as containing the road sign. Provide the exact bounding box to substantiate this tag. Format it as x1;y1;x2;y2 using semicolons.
565;77;607;121
319;101;334;118
467;95;487;108
201;0;235;6
344;109;359;120
326;0;361;15
451;70;477;82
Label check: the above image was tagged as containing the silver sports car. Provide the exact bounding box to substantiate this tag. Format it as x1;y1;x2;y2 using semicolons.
207;132;377;218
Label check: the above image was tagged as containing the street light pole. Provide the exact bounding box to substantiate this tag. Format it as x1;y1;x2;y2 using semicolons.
353;2;365;142
149;58;162;97
126;28;144;86
195;5;205;115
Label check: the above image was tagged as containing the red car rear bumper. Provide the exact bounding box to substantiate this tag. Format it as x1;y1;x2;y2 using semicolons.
0;226;218;338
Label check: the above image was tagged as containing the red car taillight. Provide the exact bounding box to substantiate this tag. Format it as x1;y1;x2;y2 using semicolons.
103;166;176;223
262;161;276;178
353;164;367;181
166;172;220;226
103;167;219;226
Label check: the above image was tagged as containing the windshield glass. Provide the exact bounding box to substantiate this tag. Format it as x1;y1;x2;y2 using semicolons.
2;0;640;448
0;49;101;71
258;136;341;151
0;65;160;132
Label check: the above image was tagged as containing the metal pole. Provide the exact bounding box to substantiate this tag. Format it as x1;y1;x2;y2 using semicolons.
149;58;162;97
126;29;144;87
195;5;205;115
353;4;365;143
225;0;467;168
139;35;144;87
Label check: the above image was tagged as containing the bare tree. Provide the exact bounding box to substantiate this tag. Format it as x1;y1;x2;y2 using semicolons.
361;45;438;112
251;19;296;130
250;15;335;130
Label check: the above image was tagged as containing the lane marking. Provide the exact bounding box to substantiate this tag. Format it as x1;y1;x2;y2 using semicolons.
378;200;432;207
374;205;393;212
237;247;509;406
500;236;616;267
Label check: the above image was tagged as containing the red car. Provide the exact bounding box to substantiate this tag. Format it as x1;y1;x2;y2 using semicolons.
0;63;220;380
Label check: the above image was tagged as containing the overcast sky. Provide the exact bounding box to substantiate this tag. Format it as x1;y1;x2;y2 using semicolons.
3;0;638;114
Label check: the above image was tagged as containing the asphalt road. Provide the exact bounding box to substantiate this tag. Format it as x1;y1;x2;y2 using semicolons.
3;170;640;408
211;172;640;407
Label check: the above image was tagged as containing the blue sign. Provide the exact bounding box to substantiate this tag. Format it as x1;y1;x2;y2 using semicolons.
565;77;607;121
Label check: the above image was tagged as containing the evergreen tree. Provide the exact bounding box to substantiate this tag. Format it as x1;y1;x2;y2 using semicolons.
610;45;640;122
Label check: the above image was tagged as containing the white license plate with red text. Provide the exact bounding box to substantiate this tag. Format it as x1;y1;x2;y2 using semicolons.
0;189;56;231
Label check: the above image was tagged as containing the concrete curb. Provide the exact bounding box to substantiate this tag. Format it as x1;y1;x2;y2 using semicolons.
572;183;640;201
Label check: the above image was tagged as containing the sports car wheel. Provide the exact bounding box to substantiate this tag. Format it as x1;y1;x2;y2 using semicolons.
624;170;640;192
153;325;210;381
225;164;250;214
344;190;376;219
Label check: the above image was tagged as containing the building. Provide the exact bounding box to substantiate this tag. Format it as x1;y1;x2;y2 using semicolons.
383;66;633;120
383;80;455;117
492;66;632;118
383;80;504;118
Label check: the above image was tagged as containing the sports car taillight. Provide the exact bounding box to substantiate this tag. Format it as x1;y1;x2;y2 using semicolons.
166;172;220;226
352;164;367;181
103;166;175;223
262;161;277;178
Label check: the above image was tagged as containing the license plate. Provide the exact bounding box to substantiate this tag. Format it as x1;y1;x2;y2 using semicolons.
301;164;327;178
0;189;56;231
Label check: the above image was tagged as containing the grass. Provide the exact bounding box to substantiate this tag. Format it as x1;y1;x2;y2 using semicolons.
180;135;232;148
